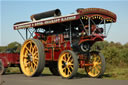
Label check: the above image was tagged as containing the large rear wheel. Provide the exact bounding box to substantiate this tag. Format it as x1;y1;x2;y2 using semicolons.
85;51;105;78
58;50;78;79
20;39;45;77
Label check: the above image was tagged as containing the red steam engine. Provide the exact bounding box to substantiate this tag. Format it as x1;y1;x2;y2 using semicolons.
13;8;117;79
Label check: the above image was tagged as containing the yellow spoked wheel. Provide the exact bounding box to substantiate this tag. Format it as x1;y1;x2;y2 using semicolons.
58;50;78;79
85;51;105;78
20;39;45;77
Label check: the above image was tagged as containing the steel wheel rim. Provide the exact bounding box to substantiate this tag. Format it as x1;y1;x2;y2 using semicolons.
20;40;39;76
58;52;74;78
86;54;102;77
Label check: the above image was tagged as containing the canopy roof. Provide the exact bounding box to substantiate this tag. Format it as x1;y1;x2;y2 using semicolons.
14;8;117;30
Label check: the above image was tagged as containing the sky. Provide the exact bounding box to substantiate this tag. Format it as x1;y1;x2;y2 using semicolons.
0;0;128;46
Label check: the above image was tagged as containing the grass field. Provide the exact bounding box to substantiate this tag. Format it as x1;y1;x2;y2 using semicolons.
104;67;128;80
5;66;128;80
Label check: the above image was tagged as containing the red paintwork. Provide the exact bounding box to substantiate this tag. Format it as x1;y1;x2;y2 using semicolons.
34;33;73;61
79;34;104;45
14;8;117;68
0;53;19;68
34;32;103;63
33;29;105;68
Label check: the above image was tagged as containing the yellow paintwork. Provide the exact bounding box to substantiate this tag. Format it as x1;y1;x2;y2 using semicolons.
58;52;74;78
86;54;102;77
20;40;39;76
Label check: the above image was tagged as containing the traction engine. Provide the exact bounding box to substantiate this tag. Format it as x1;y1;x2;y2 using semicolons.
13;8;117;78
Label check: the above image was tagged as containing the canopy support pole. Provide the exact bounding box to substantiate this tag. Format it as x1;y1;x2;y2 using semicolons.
88;17;91;35
80;19;88;35
17;30;25;41
104;19;106;36
26;29;28;39
69;22;72;47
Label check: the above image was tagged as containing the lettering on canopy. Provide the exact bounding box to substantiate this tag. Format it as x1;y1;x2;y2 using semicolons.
14;15;79;30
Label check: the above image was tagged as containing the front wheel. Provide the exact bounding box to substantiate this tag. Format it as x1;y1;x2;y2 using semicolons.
58;50;78;79
20;39;45;77
85;51;105;78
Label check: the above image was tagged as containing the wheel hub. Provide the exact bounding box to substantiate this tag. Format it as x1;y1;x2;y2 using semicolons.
28;53;33;62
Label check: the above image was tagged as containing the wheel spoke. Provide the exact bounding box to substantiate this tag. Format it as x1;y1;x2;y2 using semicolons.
68;63;73;66
94;66;100;74
63;67;66;72
62;56;67;62
33;61;38;67
33;57;38;61
70;59;73;63
33;51;38;57
67;67;71;75
65;54;68;61
33;61;37;66
32;45;36;53
29;42;32;52
30;63;35;72
69;65;73;70
33;59;38;65
25;47;31;53
23;56;28;59
24;62;30;68
92;67;95;74
86;53;104;77
24;49;29;58
97;62;101;65
67;55;72;62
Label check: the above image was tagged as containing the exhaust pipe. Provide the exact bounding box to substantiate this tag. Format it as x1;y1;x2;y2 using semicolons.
30;9;61;21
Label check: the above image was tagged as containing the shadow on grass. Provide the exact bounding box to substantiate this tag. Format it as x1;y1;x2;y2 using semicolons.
74;73;112;79
75;73;88;78
103;74;112;77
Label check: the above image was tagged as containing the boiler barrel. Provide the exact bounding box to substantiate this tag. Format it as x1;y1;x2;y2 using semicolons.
30;9;61;21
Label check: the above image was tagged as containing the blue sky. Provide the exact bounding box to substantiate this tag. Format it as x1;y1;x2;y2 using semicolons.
0;0;128;46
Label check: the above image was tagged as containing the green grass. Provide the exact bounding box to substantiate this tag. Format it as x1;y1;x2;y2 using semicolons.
104;67;128;80
6;66;128;80
6;67;21;74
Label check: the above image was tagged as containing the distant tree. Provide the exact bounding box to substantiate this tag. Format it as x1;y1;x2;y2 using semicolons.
0;46;7;52
7;42;21;53
102;46;119;65
124;43;128;48
91;40;109;51
7;42;20;48
120;48;128;63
